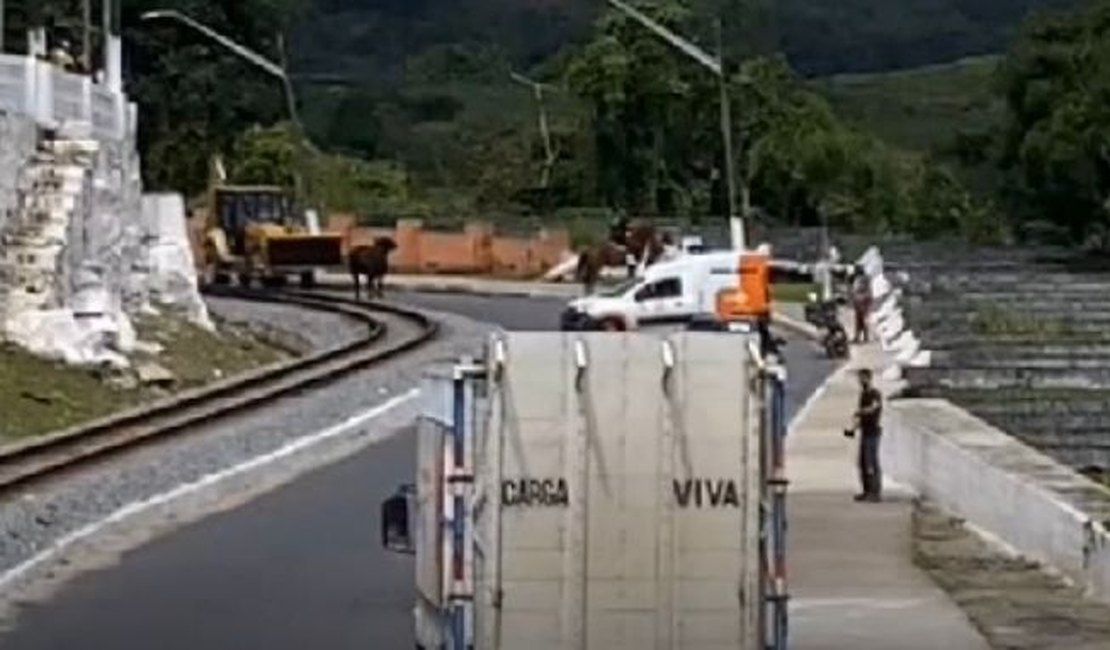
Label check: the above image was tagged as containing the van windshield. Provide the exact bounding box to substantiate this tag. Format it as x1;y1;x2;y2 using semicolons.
599;278;640;297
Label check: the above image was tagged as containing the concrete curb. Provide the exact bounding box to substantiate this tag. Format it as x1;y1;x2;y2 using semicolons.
323;273;825;341
318;274;581;300
385;281;578;300
387;276;823;340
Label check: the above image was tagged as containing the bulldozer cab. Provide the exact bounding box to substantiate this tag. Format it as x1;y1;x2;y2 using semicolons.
214;186;296;256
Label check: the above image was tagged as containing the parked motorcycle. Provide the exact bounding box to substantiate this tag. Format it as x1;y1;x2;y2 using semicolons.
804;293;850;359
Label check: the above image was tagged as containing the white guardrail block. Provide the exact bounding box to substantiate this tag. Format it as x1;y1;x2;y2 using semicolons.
857;243;1110;605
886;399;1110;604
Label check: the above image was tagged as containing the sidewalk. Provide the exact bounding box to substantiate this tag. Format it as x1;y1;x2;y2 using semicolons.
787;340;990;650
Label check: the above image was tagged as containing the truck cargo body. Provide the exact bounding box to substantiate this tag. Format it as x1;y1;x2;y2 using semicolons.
387;332;789;649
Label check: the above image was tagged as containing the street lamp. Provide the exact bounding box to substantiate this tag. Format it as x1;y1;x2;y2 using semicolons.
140;9;315;216
606;0;747;251
139;9;301;132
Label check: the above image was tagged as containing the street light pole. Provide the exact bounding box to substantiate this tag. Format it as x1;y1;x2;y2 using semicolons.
606;0;747;250
715;20;741;250
140;10;301;133
82;0;92;71
141;9;310;211
276;32;302;134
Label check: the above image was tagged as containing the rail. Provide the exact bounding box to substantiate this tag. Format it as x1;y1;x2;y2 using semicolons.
0;288;437;492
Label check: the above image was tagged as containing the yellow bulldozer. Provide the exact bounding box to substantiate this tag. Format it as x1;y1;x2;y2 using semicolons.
199;167;345;288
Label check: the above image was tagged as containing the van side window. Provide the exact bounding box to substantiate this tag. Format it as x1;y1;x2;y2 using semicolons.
635;278;682;301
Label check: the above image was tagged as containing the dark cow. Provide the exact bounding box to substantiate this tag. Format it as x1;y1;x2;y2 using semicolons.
349;237;397;301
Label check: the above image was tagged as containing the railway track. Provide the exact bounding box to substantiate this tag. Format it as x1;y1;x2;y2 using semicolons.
0;288;437;493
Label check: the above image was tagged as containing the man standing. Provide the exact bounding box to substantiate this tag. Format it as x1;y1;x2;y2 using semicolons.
852;369;883;502
851;269;872;343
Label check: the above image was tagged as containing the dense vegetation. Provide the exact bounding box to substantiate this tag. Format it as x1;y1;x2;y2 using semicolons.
996;1;1110;247
290;0;1080;79
818;1;1110;248
17;0;1110;247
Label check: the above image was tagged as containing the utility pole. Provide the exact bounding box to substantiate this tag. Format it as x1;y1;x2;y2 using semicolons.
509;71;557;189
82;0;92;71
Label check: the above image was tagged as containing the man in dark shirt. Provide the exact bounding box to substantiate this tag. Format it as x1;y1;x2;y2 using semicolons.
851;270;873;344
853;368;883;502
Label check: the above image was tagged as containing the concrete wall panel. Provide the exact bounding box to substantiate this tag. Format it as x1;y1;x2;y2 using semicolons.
886;398;1110;605
478;332;761;648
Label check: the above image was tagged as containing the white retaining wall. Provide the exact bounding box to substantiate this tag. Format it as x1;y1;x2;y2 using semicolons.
0;53;209;364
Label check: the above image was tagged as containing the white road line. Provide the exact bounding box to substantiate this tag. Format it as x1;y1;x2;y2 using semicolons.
0;388;420;594
788;364;847;434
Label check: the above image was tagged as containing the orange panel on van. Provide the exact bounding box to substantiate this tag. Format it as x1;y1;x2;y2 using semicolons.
715;253;771;321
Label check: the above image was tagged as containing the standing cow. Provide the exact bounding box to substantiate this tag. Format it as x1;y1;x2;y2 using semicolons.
349;237;398;301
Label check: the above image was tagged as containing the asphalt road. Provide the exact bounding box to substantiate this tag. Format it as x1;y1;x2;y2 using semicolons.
0;294;837;650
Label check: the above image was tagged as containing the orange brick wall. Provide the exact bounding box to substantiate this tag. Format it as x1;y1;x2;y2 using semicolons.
326;217;570;278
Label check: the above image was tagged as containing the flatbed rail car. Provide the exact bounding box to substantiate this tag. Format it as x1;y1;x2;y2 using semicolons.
382;331;790;649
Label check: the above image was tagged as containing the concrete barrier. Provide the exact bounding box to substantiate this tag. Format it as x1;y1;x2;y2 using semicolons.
327;215;571;278
886;398;1110;604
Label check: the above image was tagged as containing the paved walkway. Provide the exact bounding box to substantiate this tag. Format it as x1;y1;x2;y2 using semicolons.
787;340;990;649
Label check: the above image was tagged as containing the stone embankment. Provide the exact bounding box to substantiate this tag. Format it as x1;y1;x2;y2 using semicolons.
0;63;209;368
841;242;1110;618
880;248;1110;472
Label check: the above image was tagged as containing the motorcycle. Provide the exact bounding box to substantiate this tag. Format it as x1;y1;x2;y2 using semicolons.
804;293;850;359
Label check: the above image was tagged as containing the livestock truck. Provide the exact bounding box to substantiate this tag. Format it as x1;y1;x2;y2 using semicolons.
381;330;789;649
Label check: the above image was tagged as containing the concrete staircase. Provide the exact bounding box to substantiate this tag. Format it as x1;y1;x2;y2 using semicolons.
882;250;1110;472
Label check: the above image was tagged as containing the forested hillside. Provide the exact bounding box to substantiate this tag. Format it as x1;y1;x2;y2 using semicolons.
17;0;1108;247
290;0;1080;79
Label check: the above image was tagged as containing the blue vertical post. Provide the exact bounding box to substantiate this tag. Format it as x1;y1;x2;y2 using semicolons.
449;373;467;650
766;368;789;650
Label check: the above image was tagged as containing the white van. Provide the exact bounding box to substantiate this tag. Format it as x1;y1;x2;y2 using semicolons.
560;250;745;330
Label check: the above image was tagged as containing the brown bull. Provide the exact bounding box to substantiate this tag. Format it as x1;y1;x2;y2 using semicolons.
349;237;397;301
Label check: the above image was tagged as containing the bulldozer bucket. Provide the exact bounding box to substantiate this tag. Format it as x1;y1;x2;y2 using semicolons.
265;234;344;267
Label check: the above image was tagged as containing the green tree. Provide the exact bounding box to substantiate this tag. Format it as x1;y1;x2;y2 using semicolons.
566;0;717;215
228;123;411;214
228;123;299;188
118;0;305;196
998;1;1110;245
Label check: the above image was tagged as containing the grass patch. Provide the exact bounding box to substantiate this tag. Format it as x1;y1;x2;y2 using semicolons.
970;303;1069;340
0;316;288;442
133;315;288;387
773;282;818;304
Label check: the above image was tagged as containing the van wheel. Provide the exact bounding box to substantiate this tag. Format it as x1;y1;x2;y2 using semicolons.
600;317;625;332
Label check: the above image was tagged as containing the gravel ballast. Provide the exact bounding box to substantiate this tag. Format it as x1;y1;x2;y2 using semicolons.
204;296;367;354
0;297;491;627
